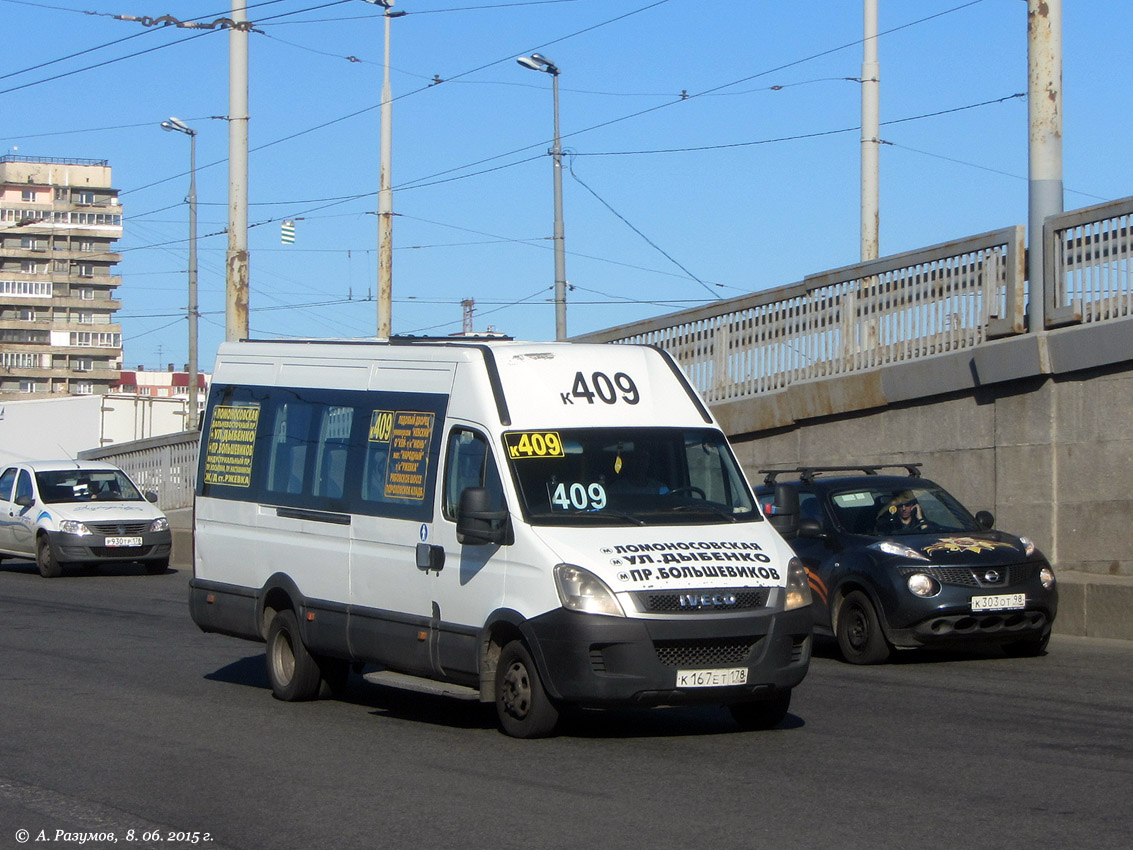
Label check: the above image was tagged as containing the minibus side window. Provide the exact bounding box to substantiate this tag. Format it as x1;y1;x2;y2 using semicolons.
312;405;354;500
266;402;313;496
443;428;504;521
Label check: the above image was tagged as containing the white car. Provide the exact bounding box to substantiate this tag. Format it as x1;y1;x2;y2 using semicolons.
0;460;172;578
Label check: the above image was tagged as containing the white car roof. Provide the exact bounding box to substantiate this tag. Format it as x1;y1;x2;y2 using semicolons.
11;460;123;473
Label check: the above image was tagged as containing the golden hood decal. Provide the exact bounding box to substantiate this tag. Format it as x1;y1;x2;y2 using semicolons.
923;537;1015;555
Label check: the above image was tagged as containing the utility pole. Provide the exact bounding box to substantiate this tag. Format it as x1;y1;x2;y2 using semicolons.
861;0;880;262
461;298;475;335
227;2;250;341
1027;0;1062;332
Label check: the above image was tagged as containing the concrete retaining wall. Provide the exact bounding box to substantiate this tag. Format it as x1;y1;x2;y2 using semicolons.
714;318;1133;580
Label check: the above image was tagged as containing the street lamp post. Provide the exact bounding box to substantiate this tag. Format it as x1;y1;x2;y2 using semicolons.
160;117;199;431
363;0;405;338
517;53;567;341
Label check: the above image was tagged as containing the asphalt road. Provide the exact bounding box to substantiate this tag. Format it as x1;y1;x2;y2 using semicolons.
1;559;1130;850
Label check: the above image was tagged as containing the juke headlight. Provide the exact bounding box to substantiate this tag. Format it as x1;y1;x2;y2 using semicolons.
906;573;941;598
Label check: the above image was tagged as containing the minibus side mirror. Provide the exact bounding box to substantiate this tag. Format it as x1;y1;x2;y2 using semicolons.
769;483;800;540
975;510;995;530
457;486;510;546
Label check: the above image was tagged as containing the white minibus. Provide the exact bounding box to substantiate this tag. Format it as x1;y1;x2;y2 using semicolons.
190;338;811;737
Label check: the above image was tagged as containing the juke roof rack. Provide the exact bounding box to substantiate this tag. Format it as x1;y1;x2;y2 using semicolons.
760;464;922;486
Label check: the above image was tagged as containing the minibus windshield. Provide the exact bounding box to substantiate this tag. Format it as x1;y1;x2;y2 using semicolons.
503;427;760;526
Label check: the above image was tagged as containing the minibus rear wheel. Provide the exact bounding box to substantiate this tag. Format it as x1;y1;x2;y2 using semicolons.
266;609;322;701
496;640;559;738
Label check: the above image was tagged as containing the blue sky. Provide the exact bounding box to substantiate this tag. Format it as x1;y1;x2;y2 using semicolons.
2;0;1129;371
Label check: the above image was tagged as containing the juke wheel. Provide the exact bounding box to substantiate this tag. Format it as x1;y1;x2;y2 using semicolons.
836;590;891;665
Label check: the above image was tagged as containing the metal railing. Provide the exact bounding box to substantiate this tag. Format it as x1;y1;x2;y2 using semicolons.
1045;196;1133;327
576;226;1025;404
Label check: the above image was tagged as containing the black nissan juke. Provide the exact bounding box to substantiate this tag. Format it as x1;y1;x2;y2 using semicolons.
756;465;1058;664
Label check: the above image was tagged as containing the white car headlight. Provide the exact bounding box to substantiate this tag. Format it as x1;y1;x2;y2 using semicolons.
60;520;92;536
784;557;813;611
554;564;625;617
869;540;930;561
150;517;170;533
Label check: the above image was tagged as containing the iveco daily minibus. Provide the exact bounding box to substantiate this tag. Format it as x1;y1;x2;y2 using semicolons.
190;337;811;737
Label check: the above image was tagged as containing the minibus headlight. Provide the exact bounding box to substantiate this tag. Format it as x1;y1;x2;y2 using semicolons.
554;564;625;617
784;557;812;611
60;520;92;536
150;517;170;533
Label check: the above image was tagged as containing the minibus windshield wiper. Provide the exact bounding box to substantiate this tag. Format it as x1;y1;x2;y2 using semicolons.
666;502;740;522
525;509;647;526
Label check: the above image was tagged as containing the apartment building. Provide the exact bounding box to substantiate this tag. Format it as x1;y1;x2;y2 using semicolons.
0;156;123;398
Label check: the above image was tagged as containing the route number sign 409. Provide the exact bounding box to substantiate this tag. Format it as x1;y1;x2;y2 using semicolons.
566;371;640;405
505;431;565;459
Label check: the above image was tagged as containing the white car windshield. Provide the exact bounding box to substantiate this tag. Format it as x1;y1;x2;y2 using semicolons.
35;469;144;504
504;427;760;526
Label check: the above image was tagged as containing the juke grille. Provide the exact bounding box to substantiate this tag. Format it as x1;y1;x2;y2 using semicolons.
900;564;1033;587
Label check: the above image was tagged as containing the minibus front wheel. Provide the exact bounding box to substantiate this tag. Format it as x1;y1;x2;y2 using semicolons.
266;609;322;701
495;640;560;738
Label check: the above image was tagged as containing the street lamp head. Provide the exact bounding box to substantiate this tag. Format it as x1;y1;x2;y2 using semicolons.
161;117;195;136
517;54;559;75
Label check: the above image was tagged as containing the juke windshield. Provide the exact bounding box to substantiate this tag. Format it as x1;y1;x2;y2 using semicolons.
504;427;760;526
829;484;981;537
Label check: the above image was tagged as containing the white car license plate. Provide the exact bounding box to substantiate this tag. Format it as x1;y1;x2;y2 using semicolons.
676;667;748;688
105;536;143;547
972;593;1025;612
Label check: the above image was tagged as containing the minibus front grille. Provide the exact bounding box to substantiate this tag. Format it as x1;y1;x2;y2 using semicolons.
653;637;756;668
634;588;767;614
